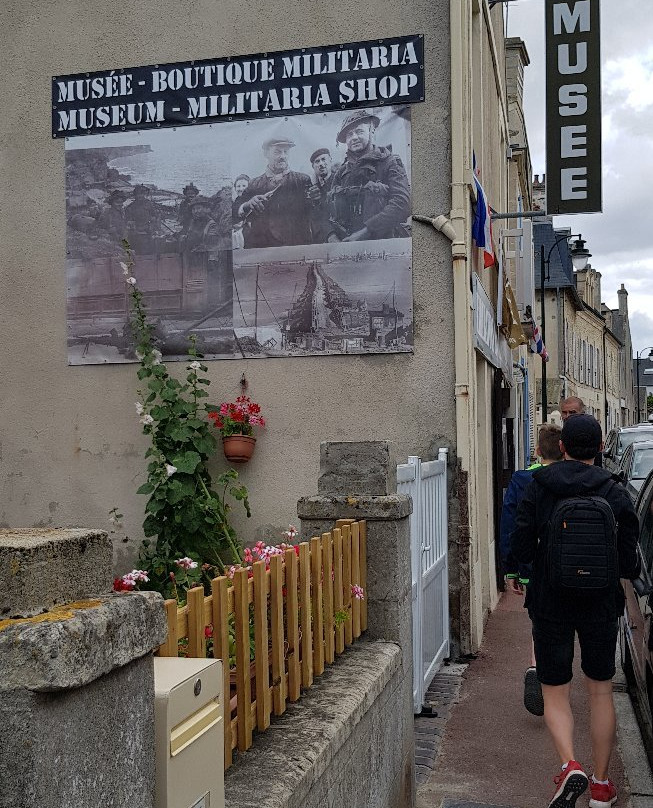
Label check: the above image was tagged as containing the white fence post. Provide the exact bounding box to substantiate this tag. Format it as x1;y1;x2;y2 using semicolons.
398;450;449;713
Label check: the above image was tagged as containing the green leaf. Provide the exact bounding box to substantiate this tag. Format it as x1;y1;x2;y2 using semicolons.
171;450;202;474
150;405;170;421
194;389;209;398
146;498;166;515
143;514;162;537
136;482;155;495
192;433;216;455
160;387;179;402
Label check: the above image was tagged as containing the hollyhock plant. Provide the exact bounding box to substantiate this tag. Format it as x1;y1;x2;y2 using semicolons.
208;396;266;438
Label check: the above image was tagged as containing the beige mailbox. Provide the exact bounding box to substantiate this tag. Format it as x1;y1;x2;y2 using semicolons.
153;657;224;808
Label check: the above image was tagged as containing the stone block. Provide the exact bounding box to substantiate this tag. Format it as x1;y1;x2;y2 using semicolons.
297;494;412;522
0;591;167;692
0;528;112;618
0;655;156;808
318;441;397;496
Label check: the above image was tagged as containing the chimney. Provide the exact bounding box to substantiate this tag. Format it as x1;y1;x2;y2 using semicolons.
618;283;628;317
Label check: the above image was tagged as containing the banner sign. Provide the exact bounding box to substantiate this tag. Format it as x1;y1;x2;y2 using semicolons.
545;0;602;214
65;105;413;364
52;35;424;138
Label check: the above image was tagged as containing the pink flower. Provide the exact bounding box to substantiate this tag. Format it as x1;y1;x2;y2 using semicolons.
205;624;213;639
175;556;198;570
227;566;238;579
351;585;365;600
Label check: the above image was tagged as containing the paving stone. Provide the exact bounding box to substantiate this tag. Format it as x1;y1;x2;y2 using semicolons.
442;801;516;808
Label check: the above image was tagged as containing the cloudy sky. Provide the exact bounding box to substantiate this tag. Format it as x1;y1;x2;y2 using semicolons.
506;0;653;355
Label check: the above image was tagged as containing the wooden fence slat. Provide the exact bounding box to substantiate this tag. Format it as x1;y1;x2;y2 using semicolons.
298;542;313;688
351;522;362;639
177;605;189;642
253;561;271;731
342;523;353;646
159;599;178;657
322;532;335;664
285;547;301;701
333;528;345;654
311;536;325;676
212;576;232;769
360;520;368;631
234;568;252;751
269;554;286;715
187;586;206;659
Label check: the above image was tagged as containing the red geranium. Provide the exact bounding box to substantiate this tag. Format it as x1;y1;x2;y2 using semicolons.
208;396;266;437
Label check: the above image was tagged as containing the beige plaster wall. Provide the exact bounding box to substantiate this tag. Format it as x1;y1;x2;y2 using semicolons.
1;0;455;570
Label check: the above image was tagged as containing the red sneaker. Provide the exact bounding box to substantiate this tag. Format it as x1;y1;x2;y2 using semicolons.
548;761;589;808
589;778;617;808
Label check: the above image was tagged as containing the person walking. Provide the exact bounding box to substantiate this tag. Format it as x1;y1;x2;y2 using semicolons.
512;414;640;808
501;423;563;716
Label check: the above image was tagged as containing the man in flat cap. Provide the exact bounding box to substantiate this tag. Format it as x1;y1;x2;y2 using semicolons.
236;131;312;248
328;109;411;242
307;147;336;243
97;189;128;241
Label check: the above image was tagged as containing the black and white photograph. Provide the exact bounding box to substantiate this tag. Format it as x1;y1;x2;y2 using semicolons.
232;240;413;357
65;104;412;363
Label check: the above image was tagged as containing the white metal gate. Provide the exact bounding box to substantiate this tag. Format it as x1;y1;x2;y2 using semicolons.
397;450;450;713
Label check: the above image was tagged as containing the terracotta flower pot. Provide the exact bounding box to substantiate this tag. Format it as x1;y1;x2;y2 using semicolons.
222;434;256;463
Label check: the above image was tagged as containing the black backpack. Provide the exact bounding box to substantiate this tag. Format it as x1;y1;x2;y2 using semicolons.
546;485;618;593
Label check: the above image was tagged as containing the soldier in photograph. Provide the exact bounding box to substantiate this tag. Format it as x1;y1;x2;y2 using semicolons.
178;182;200;233
97;189;128;241
307;148;336;243
236;132;312;248
328;110;411;242
125;184;160;253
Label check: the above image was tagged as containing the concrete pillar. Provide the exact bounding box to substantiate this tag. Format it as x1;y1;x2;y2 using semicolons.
297;441;415;808
0;528;167;808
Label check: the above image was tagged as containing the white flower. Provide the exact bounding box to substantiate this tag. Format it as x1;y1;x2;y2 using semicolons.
135;350;145;361
188;361;201;371
119;261;130;276
151;349;163;365
126;276;137;286
165;463;177;477
175;556;198;570
140;413;154;426
135;402;145;416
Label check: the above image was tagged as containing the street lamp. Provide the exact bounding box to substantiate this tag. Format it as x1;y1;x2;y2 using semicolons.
540;233;592;421
636;346;653;422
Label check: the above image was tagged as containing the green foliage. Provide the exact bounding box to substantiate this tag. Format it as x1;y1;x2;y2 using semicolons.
121;240;249;596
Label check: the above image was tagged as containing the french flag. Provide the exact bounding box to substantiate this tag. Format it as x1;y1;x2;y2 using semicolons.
531;320;550;363
472;155;496;268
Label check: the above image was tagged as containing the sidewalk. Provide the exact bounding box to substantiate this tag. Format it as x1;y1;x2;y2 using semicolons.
415;592;653;808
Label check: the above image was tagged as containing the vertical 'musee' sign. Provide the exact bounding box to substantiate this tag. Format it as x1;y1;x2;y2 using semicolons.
545;0;602;214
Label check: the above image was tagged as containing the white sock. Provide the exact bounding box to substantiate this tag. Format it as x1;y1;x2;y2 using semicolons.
592;775;609;785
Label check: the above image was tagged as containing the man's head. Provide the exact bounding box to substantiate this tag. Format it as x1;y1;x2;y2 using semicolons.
337;110;380;153
108;190;126;208
189;196;213;222
560;414;603;461
262;134;295;174
536;424;563;463
233;174;250;196
183;183;200;198
310;148;332;181
560;396;586;421
133;184;149;198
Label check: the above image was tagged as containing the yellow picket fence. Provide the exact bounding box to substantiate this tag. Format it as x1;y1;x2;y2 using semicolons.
158;519;367;769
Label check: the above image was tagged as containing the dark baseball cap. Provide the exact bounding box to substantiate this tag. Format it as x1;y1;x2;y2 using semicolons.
560;414;602;460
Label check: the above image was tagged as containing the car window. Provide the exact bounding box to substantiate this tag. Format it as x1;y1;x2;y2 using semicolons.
632;449;653;480
641;492;653;570
618;429;653;455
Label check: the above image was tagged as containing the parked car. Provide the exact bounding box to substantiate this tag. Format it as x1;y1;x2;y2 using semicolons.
622;469;653;757
617;440;653;502
603;425;653;474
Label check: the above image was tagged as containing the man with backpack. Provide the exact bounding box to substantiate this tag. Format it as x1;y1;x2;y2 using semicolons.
501;423;563;716
512;414;640;808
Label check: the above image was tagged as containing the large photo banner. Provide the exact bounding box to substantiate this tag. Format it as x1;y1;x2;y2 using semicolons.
65;104;413;364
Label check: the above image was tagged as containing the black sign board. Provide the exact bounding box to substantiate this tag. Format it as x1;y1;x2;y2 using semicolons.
545;0;602;214
52;35;424;138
